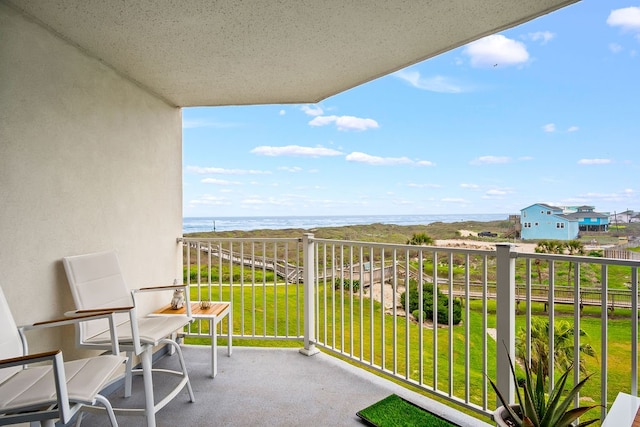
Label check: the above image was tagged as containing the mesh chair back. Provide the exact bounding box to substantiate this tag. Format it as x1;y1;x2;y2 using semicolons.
63;251;133;341
0;287;26;382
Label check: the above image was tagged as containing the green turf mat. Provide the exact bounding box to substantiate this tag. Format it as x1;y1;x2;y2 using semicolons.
356;394;460;427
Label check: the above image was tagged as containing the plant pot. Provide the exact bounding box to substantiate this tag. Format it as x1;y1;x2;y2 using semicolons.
493;405;521;427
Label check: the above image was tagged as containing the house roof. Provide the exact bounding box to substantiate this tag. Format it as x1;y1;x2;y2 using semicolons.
564;212;608;220
521;203;563;212
6;0;579;107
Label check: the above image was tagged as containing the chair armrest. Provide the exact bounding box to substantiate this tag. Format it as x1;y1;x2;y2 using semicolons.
22;311;123;356
64;306;135;316
0;349;61;369
65;305;144;356
0;350;71;422
136;284;188;292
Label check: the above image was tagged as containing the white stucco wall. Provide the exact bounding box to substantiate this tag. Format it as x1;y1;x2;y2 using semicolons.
0;3;183;358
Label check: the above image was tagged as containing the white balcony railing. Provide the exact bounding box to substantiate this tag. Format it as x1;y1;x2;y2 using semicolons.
181;235;639;423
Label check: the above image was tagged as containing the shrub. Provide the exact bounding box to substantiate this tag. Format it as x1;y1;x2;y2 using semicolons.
334;278;360;292
406;233;434;246
400;280;462;325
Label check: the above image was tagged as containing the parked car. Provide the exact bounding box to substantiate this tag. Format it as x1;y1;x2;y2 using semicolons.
478;231;498;237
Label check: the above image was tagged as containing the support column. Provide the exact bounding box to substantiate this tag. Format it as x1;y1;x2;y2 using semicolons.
300;233;319;356
495;243;516;405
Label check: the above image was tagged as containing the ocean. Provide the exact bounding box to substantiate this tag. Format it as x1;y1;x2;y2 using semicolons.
183;213;508;234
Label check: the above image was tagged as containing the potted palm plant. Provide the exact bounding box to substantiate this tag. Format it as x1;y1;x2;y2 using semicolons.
489;349;599;427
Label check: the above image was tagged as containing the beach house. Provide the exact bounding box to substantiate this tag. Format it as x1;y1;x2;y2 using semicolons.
610;210;640;224
520;203;579;240
564;205;610;232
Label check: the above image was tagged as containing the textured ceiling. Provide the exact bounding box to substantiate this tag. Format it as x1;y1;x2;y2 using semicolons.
6;0;579;107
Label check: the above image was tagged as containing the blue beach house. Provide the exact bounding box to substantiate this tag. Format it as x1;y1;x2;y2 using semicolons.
520;203;579;240
564;205;609;232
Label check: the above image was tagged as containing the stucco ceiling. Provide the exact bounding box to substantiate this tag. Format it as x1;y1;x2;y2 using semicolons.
7;0;579;107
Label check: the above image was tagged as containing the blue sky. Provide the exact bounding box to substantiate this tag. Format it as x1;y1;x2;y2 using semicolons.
183;1;640;218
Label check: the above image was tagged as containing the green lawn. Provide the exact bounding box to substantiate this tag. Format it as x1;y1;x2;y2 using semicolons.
186;283;635;425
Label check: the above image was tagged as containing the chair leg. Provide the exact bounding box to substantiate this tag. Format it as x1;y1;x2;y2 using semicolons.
167;340;195;402
141;346;156;427
95;394;119;427
124;351;133;398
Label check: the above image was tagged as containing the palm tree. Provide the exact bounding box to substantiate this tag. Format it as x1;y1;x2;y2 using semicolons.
563;240;585;285
534;240;563;283
406;233;434;246
516;317;596;380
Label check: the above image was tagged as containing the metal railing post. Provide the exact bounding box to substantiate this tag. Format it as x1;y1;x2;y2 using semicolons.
300;233;319;356
495;243;516;406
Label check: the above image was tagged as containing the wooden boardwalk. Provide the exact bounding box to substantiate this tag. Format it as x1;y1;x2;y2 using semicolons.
449;284;636;311
188;243;636;311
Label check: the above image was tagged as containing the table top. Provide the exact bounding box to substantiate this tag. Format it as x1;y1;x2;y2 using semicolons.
154;301;230;317
602;392;640;427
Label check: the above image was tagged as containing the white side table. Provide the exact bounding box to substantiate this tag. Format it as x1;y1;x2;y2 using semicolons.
154;301;232;378
602;392;640;427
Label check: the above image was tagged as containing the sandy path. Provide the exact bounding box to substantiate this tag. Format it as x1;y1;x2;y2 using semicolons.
434;238;537;253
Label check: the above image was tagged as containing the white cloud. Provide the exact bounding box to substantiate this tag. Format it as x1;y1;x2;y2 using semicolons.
460;183;480;189
186;166;270;175
279;110;286;116
578;190;635;202
607;7;640;32
189;195;230;206
463;34;529;68
345;152;435;167
278;166;303;172
201;178;240;185
415;160;436;167
346;152;413;166
301;105;324;116
577;158;612;165
609;43;623;53
567;126;579;132
543;123;556;132
307;116;335;127
518;156;534;161
393;70;466;93
441;197;467;203
469;156;511;165
309;115;379;131
485;189;508;196
251;145;343;157
526;31;555;44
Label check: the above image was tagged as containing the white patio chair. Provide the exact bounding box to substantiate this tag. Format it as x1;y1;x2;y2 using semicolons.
0;285;126;427
62;250;195;427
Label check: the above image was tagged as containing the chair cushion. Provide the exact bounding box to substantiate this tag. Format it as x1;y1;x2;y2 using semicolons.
0;355;125;412
86;315;191;346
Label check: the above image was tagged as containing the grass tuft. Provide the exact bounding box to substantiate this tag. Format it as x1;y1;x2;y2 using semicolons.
357;394;460;427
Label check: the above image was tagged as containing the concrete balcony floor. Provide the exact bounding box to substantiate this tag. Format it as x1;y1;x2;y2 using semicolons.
82;345;492;427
